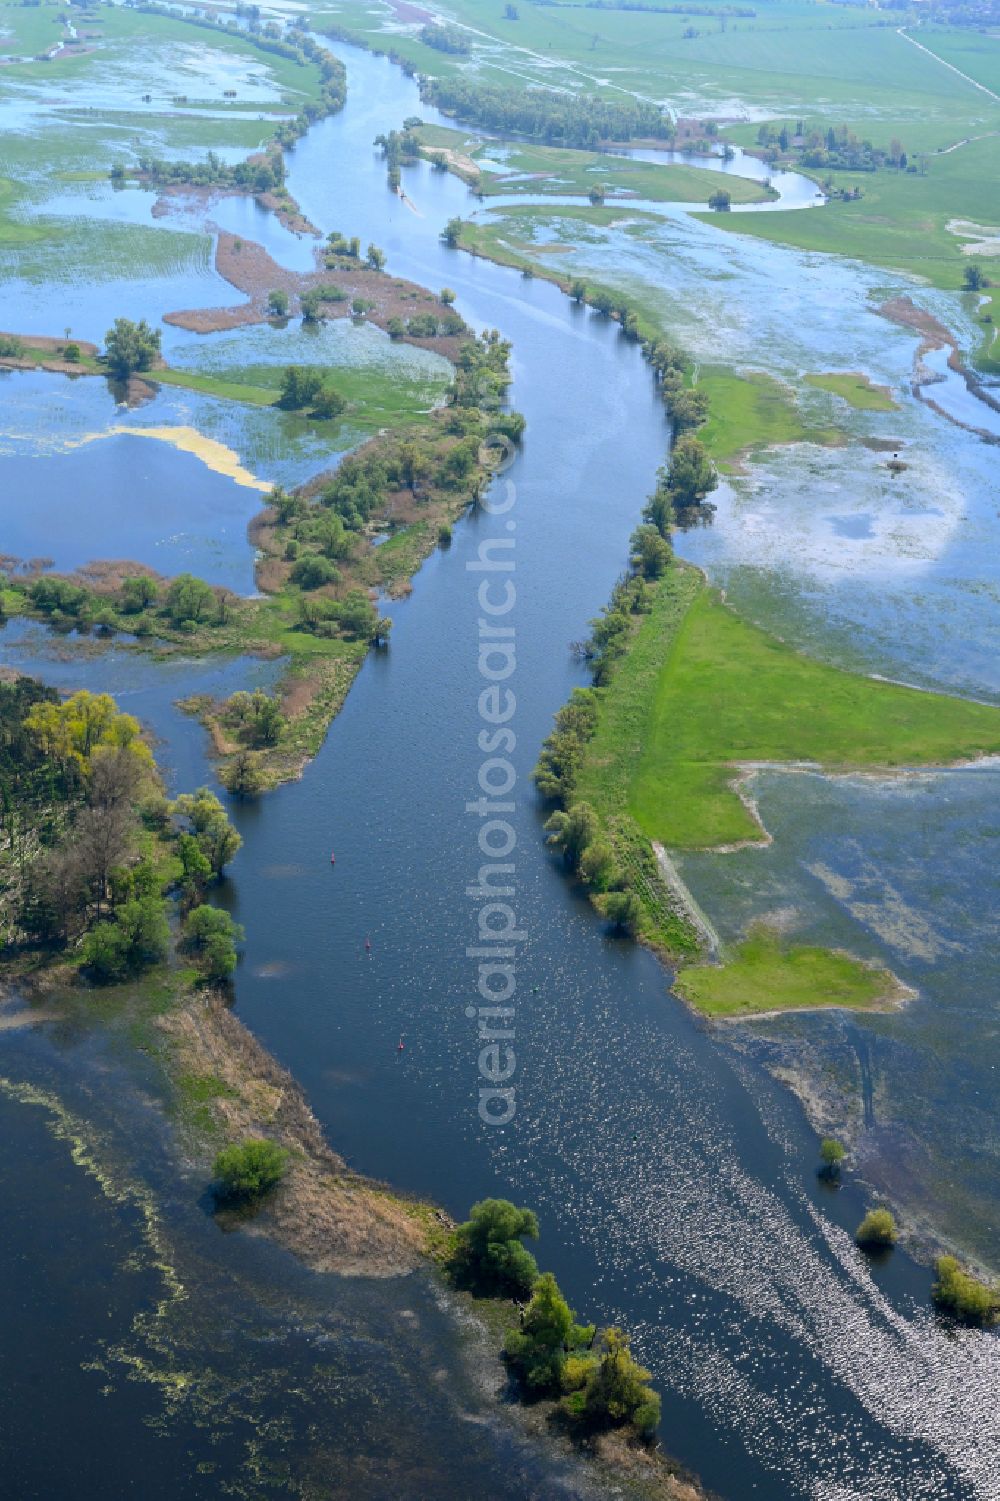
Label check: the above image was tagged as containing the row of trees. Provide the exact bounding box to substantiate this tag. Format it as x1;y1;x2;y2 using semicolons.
447;1199;661;1438
23;568;236;636
421;75;674;148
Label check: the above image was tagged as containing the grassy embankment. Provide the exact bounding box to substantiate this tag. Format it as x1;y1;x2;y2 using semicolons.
566;563;1000;1014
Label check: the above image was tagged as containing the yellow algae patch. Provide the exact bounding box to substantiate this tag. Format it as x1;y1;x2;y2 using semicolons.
73;426;271;492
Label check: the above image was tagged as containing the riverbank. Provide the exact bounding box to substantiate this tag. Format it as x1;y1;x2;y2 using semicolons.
536;558;1000;1008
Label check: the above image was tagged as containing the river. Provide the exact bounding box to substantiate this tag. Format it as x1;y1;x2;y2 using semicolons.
2;29;999;1501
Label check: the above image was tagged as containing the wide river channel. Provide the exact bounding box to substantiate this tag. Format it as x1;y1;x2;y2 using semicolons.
2;32;998;1501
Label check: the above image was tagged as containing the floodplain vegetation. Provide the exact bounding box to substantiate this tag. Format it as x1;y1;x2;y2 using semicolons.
2;319;521;791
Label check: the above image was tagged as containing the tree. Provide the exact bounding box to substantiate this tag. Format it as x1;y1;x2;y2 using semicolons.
24;690;150;775
447;1198;540;1296
220;749;265;800
855;1208;897;1248
442;217;463;247
544;801;600;869
569;279;587;303
213;1138;289;1203
267;288;289;316
278;365;324;410
818;1138;846;1179
173;787;242;878
604;889;641;935
563;1327;660;1437
365;242;386;271
963;264;988;292
664;434;717;514
81;896;169;982
103;317;161;377
63;342;81;363
708;188;731;211
504;2;519;16
505;1272;593;1391
630;523;672;579
440;286;456;305
290;553;337;590
310;385;346;421
165;573;215;626
120;574;159;613
183;903;244;981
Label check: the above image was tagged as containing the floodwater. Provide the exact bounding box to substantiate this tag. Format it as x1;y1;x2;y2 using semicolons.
2;23;1000;1501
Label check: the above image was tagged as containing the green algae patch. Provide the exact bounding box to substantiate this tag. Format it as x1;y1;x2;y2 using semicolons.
805;371;898;411
578;565;1000;853
674;927;906;1020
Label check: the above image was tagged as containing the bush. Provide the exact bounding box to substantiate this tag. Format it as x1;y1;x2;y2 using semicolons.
290;553;337;590
932;1256;999;1325
819;1138;846;1178
213;1138;289;1202
855;1208;897;1248
63;342;81;363
267;288;289;317
447;1198;539;1296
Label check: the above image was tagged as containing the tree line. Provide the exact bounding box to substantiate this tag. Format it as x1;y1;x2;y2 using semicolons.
420;75;674;148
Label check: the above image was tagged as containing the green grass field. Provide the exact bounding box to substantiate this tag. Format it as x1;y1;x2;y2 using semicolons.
578;565;1000;852
804;371;898;411
674;927;899;1018
155;359;449;429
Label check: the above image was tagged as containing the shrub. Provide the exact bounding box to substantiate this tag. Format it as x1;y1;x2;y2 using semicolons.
213;1138;289;1202
932;1256;999;1325
447;1198;539;1297
855;1208;898;1248
818;1138;846;1178
63;342;81;363
290;554;337;590
267;288;289;317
